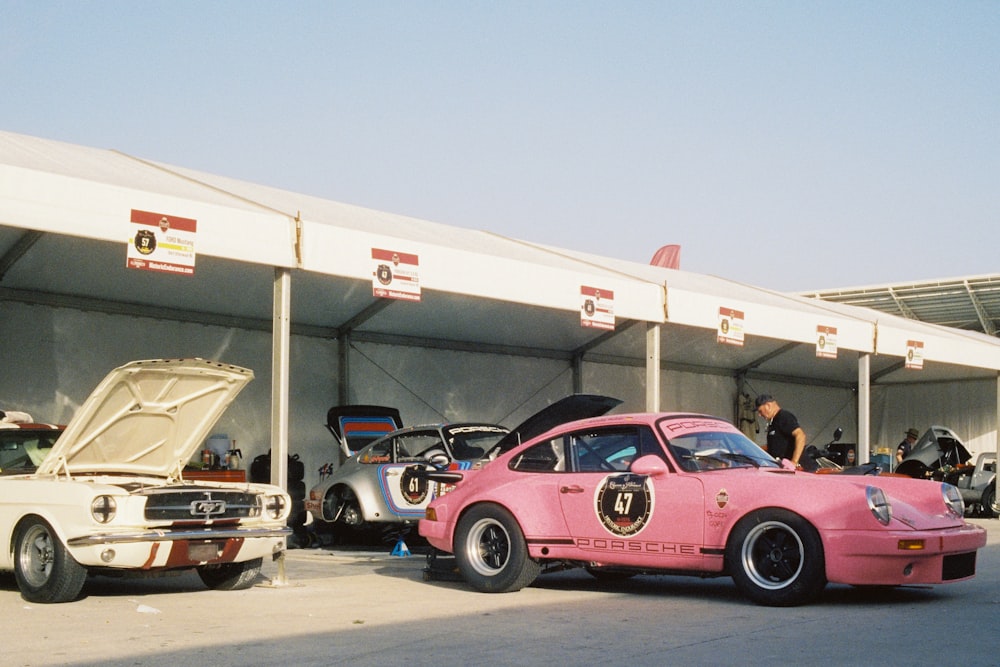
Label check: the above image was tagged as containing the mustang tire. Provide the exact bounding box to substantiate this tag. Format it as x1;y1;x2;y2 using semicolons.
726;509;826;606
14;516;88;604
197;557;262;591
454;504;540;593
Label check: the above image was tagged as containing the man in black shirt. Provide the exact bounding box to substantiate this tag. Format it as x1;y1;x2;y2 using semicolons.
896;427;919;465
755;394;807;469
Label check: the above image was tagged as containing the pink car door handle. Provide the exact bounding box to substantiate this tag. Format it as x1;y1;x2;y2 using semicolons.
560;485;585;494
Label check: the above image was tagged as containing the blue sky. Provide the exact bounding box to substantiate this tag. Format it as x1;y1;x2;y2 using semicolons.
2;1;997;291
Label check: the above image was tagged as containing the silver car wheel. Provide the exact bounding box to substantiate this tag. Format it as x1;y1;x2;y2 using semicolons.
18;521;56;588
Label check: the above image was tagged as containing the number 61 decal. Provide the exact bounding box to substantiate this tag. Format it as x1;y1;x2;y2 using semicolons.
399;467;429;505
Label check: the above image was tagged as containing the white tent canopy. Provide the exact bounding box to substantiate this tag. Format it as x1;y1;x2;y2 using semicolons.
2;130;998;480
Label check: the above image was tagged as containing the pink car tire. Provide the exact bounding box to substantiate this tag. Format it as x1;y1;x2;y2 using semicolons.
726;509;827;606
454;504;541;593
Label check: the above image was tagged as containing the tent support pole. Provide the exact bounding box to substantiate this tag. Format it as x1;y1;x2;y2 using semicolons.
857;352;871;465
995;373;1000;471
270;268;291;490
646;323;661;412
572;353;583;394
338;332;350;404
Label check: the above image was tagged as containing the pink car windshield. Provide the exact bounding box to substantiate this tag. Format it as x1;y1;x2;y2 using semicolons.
657;417;777;472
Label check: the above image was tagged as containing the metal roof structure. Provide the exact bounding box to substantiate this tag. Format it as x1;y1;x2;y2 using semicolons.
802;274;1000;338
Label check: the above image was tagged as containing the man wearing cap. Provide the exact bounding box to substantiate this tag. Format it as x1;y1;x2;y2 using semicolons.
755;394;807;469
896;428;919;465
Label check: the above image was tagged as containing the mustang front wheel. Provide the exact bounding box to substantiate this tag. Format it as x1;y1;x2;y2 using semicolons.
14;516;88;603
726;509;826;606
454;504;540;593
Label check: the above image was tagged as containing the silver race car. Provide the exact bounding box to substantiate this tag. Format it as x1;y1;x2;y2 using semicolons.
306;395;621;539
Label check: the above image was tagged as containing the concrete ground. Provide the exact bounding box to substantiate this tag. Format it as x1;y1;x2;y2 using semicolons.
7;518;1000;667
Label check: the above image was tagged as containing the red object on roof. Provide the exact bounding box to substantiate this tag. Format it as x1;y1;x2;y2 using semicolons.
649;244;681;269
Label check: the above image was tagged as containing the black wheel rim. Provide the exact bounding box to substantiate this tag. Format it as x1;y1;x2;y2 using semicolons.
466;517;511;576
741;520;804;590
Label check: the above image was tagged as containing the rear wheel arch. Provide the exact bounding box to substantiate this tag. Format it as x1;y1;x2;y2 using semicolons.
322;483;362;522
320;483;341;514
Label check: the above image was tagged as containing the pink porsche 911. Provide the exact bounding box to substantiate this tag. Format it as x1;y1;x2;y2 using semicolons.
418;411;987;606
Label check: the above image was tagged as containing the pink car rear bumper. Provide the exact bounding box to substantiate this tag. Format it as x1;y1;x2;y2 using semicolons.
419;518;453;552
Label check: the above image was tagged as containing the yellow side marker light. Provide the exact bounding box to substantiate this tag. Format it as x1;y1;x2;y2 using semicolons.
897;539;925;551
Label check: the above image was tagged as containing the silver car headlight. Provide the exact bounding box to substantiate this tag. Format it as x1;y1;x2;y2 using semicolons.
866;486;892;525
941;483;964;517
91;495;118;523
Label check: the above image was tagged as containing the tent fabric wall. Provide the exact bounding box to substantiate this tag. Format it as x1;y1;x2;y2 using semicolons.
345;341;576;426
0;300;338;488
736;379;858;452
873;380;997;460
5;295;995;493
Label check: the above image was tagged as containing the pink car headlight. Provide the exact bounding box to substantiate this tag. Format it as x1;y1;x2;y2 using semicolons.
941;484;964;517
866;486;892;525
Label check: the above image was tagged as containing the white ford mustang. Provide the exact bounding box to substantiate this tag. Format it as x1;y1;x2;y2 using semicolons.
0;358;291;603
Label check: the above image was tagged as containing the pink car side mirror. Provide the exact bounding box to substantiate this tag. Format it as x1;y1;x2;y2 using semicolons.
630;454;669;477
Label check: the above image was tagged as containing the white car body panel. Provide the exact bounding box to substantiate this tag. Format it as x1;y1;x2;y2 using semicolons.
0;359;291;602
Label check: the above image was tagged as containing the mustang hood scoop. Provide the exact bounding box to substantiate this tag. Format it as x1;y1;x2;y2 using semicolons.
37;359;253;478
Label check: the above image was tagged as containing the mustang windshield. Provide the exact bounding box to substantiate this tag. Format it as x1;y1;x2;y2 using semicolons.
662;429;778;471
0;430;60;474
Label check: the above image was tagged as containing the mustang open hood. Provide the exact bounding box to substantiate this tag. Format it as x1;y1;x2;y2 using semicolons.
489;394;623;456
37;359;253;479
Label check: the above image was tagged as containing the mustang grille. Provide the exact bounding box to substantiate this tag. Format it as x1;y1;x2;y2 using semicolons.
142;489;258;521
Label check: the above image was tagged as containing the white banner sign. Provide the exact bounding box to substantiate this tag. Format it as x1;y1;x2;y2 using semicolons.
372;248;420;301
580;286;615;331
718;307;745;346
126;209;197;276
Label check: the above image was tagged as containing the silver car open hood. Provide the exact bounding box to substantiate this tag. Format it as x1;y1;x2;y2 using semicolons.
37;359;253;479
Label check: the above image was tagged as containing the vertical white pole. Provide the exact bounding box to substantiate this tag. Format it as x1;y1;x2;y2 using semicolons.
271;267;291;489
646;323;661;412
858;352;871;465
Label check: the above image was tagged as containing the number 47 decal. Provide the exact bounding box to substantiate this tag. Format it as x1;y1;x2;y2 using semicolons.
614;492;633;514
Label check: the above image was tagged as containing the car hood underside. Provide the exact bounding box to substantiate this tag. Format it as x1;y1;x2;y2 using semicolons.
36;359;252;480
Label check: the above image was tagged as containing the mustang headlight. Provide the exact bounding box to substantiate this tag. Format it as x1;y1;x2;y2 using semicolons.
941;483;965;517
866;486;892;525
264;494;288;520
91;495;118;524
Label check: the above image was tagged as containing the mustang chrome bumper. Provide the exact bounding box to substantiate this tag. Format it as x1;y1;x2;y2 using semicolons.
66;525;291;547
